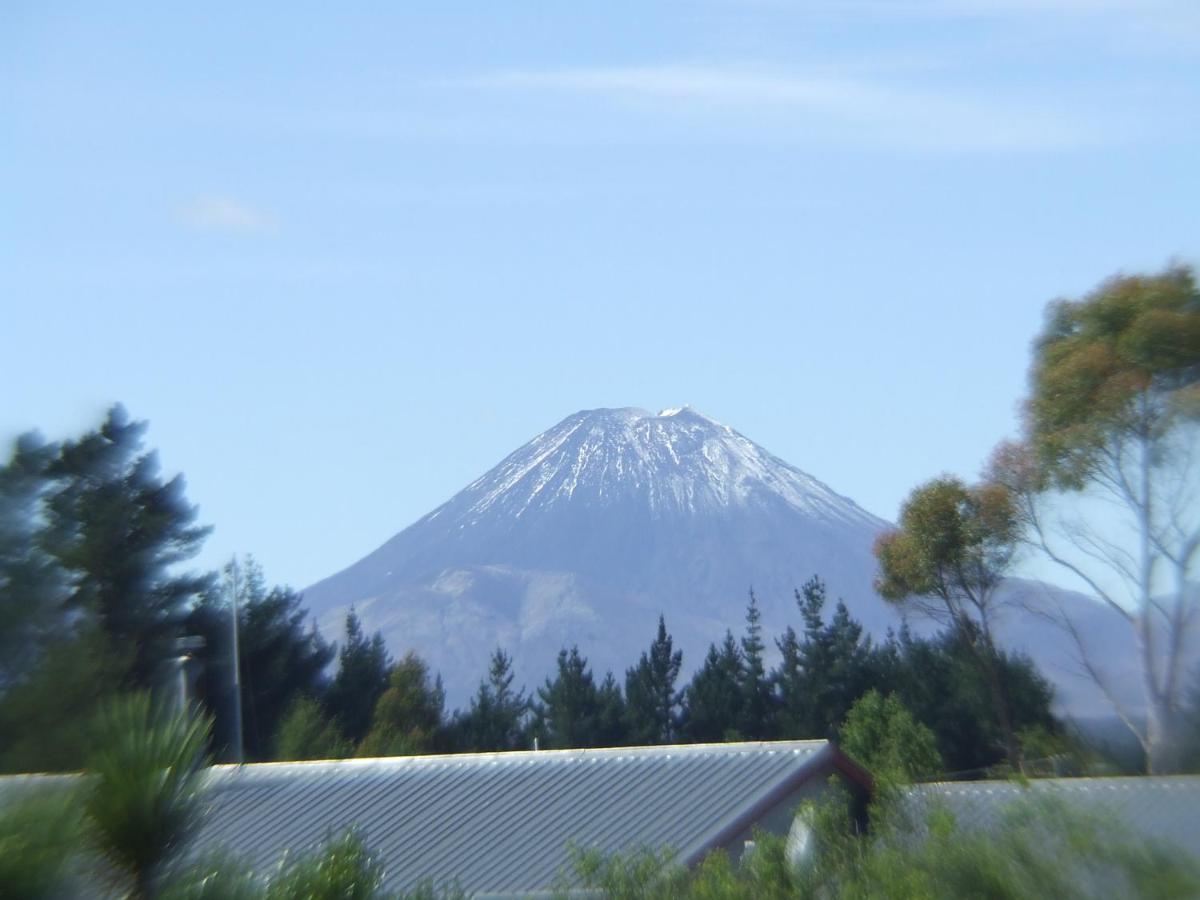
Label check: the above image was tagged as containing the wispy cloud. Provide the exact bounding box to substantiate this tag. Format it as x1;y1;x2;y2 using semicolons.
179;195;277;235
766;0;1185;19
471;66;1100;153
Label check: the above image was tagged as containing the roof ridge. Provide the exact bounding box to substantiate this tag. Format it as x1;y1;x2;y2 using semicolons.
205;739;832;776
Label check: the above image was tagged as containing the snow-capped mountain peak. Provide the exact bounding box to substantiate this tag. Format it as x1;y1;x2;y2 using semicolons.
438;407;882;531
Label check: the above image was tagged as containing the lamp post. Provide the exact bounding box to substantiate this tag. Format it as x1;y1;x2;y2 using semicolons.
174;635;205;711
228;557;245;765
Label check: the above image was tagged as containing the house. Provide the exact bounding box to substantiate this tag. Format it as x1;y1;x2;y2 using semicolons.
191;740;871;897
898;776;1200;860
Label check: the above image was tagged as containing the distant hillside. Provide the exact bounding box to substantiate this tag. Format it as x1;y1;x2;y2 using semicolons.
303;406;1136;714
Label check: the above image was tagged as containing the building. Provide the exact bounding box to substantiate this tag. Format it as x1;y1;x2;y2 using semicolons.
899;776;1200;860
191;740;871;897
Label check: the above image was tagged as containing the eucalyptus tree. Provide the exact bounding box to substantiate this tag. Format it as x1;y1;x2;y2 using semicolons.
990;265;1200;772
874;475;1023;768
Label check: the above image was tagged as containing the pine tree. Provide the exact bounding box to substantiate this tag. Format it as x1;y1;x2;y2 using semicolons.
0;432;64;690
358;652;445;757
42;405;211;688
595;671;628;748
774;576;874;739
624;615;683;744
458;648;529;751
326;610;391;746
738;590;774;740
536;646;606;749
188;557;334;761
680;632;744;743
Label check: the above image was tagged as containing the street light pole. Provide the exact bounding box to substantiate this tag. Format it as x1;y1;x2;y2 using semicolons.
229;557;245;765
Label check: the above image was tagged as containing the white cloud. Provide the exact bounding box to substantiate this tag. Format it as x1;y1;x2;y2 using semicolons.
472;65;1100;153
179;196;277;235
767;0;1184;19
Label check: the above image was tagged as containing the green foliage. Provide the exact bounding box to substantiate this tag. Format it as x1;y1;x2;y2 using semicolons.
237;585;334;760
84;693;211;898
571;789;1200;900
680;632;744;743
994;266;1200;772
624;616;683;745
159;851;264;900
0;623;127;773
328;611;392;746
874;475;1018;622
190;557;335;762
875;626;1057;775
1027;265;1200;487
874;475;1023;767
738;591;774;740
0;432;63;693
824;793;1200;900
840;690;941;784
564;844;686;900
0;784;84;899
359;652;445;757
536;646;626;749
265;829;384;900
596;671;629;747
0;408;211;773
454;647;529;752
275;696;350;761
774;576;875;740
43;405;212;688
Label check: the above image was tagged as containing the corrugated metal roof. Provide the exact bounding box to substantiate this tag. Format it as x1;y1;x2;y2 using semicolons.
901;776;1200;859
192;740;849;897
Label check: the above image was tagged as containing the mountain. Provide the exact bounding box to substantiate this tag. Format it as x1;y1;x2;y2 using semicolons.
302;406;1135;713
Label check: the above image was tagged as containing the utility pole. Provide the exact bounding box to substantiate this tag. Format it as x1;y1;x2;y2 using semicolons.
229;556;245;765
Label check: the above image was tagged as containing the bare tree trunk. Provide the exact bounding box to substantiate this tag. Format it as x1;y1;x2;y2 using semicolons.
1146;697;1185;774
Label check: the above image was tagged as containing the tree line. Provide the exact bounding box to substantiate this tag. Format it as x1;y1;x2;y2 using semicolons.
1;263;1197;775
0;399;1055;776
197;570;1059;779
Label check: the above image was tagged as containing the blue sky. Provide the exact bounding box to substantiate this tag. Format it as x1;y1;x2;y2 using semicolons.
3;1;1198;592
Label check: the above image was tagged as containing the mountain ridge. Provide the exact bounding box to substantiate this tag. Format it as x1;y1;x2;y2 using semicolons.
302;406;1135;714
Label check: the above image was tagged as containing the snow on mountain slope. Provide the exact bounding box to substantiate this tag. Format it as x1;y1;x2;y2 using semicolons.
302;407;1132;714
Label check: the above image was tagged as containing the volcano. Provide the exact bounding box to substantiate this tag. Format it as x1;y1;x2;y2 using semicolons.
302;407;1132;713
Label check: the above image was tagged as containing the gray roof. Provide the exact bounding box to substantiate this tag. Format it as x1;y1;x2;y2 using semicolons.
193;740;864;897
901;776;1200;860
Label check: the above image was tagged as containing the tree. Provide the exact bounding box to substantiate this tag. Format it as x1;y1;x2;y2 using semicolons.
840;690;942;784
0;622;126;773
0;432;65;692
0;436;127;774
41;406;212;688
990;265;1200;773
358;652;445;757
275;695;350;761
0;408;210;772
189;557;334;762
456;647;529;752
326;610;391;746
263;830;385;900
875;626;1057;775
774;576;875;740
624;615;683;745
680;632;744;743
536;646;609;749
85;693;211;899
595;671;628;748
738;590;774;740
874;475;1023;768
0;783;83;900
